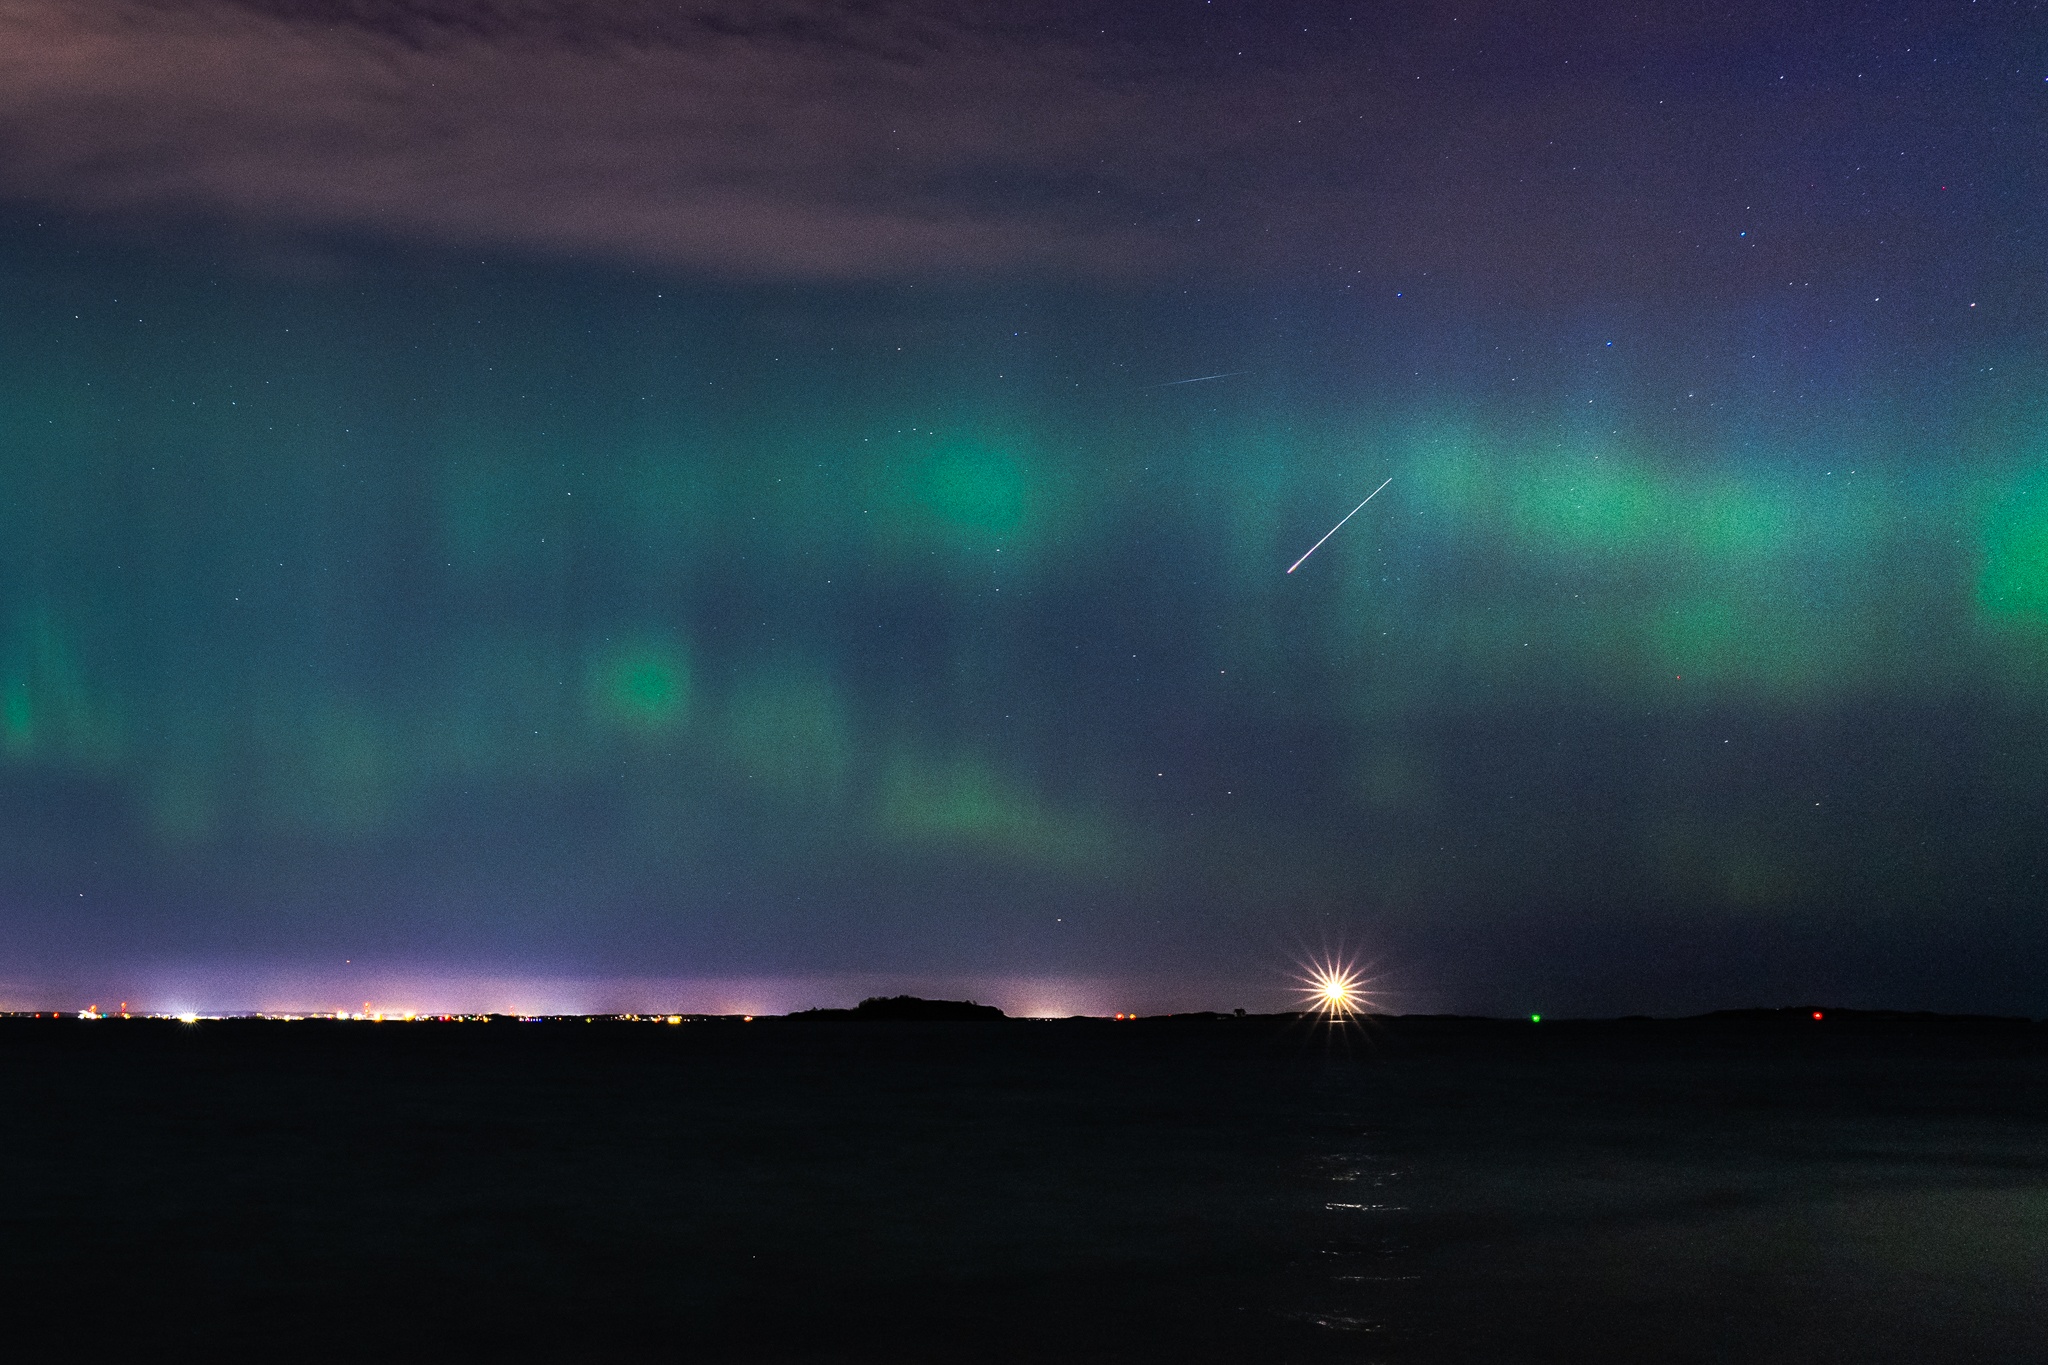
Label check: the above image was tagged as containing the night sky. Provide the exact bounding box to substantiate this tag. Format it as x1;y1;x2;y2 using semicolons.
1;0;2044;1016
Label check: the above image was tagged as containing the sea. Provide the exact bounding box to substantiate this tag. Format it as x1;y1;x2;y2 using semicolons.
3;1011;2044;1362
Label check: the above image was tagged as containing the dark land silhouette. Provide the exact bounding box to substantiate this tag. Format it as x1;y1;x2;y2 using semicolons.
790;994;1007;1021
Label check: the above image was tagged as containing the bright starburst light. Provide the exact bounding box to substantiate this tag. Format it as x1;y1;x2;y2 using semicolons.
1299;959;1369;1017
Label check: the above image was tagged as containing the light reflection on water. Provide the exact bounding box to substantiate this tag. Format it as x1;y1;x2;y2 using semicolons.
2;1014;2043;1361
1276;1030;2048;1364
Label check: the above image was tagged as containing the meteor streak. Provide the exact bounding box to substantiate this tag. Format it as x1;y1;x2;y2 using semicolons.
1146;371;1246;388
1286;477;1392;573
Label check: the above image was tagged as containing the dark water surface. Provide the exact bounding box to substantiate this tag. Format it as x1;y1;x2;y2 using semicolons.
3;1014;2044;1362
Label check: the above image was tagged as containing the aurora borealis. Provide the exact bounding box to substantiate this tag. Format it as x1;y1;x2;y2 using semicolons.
1;0;2044;1015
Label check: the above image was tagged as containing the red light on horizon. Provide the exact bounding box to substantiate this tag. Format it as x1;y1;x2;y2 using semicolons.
1812;1011;1824;1020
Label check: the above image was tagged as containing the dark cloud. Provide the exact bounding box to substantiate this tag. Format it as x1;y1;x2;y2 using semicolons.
0;0;1184;276
0;0;2032;295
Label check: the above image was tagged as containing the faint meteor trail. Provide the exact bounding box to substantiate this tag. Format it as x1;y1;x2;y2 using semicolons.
1146;371;1247;388
1287;477;1392;573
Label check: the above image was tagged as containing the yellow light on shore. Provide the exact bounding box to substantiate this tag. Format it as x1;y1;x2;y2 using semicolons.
1298;958;1369;1018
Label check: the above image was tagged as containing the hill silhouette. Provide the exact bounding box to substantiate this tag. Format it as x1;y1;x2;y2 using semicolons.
790;996;1006;1022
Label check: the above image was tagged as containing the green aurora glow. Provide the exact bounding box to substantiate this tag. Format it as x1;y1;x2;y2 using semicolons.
2;249;2044;1009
